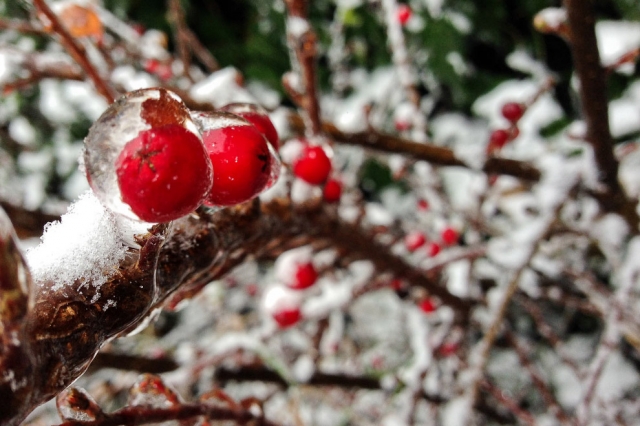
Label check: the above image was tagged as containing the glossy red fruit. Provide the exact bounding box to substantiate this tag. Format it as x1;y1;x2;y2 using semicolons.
273;307;301;328
426;242;441;257
293;145;332;185
441;227;459;246
290;262;318;290
221;103;279;150
115;124;213;222
419;298;436;314
323;178;342;203
404;231;427;252
202;124;272;206
501;102;525;123
397;4;412;25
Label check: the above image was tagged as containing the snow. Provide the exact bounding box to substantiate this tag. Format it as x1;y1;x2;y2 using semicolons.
25;191;130;292
8;116;37;147
287;16;310;38
189;67;256;108
274;246;313;286
596;20;640;67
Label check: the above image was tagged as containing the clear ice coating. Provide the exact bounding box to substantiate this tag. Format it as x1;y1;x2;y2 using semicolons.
83;88;201;221
190;110;282;205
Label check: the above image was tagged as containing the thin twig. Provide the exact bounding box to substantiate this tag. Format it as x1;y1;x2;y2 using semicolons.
284;0;322;135
57;402;280;426
32;0;117;103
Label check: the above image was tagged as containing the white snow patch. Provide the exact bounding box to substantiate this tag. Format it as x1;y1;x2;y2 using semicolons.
26;191;130;292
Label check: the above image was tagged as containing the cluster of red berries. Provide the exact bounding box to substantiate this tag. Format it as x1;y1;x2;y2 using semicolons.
265;248;321;328
403;226;458;256
290;141;341;204
85;88;280;223
486;101;526;156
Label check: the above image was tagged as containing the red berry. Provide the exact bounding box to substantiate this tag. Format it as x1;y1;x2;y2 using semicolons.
390;278;404;290
419;298;436;314
489;129;510;149
115;124;213;222
417;199;429;210
221;103;279;150
144;58;160;73
404;231;427;252
501;102;525;123
323;178;342;203
290;262;318;290
439;342;458;357
273;307;301;328
246;283;258;296
441;227;459;246
202;124;272;206
426;242;441;257
293;145;332;185
397;4;412;25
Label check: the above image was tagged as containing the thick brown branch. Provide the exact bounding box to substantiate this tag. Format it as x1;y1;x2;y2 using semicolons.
3;199;466;425
564;0;636;227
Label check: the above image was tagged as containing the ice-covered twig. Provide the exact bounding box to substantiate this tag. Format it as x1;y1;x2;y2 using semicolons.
455;196;568;423
32;0;118;103
481;380;537;426
574;237;640;424
379;0;426;139
56;401;281;426
506;330;572;425
0;17;46;35
284;0;322;136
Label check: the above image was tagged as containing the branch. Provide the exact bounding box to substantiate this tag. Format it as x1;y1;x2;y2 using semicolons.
284;0;322;136
564;0;637;228
1;197;467;425
32;0;117;103
57;403;280;426
288;113;542;181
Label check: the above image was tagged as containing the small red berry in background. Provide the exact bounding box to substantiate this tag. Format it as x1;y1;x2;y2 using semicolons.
220;103;280;150
426;242;441;257
115;124;213;223
419;298;436;314
323;178;342;203
290;262;318;290
417;199;429;210
202;124;272;206
397;4;412;26
486;128;510;155
246;283;258;297
273;307;302;328
390;278;404;291
439;342;458;357
441;227;459;246
293;145;332;185
404;231;426;252
501;102;525;123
